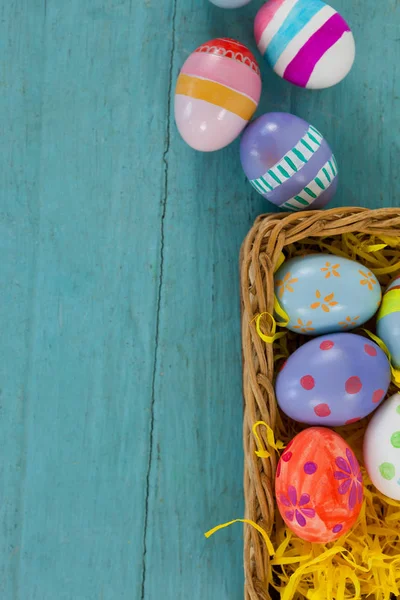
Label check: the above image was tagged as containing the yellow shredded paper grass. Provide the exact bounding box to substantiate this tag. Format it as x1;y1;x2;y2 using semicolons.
261;232;400;600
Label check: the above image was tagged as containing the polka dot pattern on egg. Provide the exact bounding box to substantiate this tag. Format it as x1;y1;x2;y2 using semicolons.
314;403;331;417
379;462;395;480
276;428;363;543
276;333;391;426
304;462;317;475
345;376;363;395
364;344;377;357
390;432;400;449
300;375;315;390
372;389;385;404
320;340;334;350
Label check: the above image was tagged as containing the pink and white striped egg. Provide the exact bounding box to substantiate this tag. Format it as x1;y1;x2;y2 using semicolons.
254;0;355;89
175;38;262;151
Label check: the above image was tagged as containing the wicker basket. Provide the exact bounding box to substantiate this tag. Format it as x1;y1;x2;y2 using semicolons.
240;207;400;600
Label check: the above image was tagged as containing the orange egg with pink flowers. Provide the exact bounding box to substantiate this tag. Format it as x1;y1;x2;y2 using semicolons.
275;427;363;543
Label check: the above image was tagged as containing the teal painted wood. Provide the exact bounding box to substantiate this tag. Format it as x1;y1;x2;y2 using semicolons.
0;1;399;600
1;1;169;598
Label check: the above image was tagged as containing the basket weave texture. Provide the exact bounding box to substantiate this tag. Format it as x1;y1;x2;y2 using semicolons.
240;207;400;600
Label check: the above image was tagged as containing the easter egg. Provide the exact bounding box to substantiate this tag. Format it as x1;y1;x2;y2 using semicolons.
377;275;400;368
364;393;400;500
209;0;251;7
254;0;355;89
274;254;381;334
276;333;391;426
276;428;363;542
175;38;261;152
240;113;338;210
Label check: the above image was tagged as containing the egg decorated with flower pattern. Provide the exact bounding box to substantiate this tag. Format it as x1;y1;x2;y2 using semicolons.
276;428;363;543
274;254;381;335
364;393;400;500
276;333;391;426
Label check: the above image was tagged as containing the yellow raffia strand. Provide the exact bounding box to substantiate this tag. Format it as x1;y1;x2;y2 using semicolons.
254;311;288;344
275;251;286;272
252;253;290;346
274;295;290;325
363;243;388;252
379;235;400;247
204;425;285;567
370;262;400;276
252;421;285;458
244;232;400;599
204;519;275;556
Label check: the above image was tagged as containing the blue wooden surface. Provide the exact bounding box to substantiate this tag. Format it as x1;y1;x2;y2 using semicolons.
1;0;399;599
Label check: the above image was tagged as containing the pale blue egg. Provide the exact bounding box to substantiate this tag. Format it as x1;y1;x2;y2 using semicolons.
377;275;400;368
274;254;381;335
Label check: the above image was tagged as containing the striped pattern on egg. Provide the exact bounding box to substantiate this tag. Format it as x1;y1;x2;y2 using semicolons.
240;112;338;211
175;38;261;152
377;275;400;368
254;0;355;89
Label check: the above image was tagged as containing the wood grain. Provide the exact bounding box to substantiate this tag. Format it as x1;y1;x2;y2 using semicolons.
0;0;398;599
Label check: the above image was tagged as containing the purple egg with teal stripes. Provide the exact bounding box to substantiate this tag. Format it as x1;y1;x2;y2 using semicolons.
254;0;355;89
240;112;338;211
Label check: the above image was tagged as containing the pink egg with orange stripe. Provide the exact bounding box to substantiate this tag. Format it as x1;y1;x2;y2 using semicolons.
254;0;355;89
175;38;261;151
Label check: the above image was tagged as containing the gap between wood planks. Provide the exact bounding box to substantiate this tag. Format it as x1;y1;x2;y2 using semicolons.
140;0;178;598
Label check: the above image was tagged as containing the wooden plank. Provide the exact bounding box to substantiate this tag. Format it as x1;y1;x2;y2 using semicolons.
0;3;46;597
142;3;273;600
0;0;172;597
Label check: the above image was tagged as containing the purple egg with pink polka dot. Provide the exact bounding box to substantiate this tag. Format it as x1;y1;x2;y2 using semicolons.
276;333;391;426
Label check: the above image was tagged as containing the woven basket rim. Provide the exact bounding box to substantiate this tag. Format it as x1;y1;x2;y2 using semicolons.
240;206;400;600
